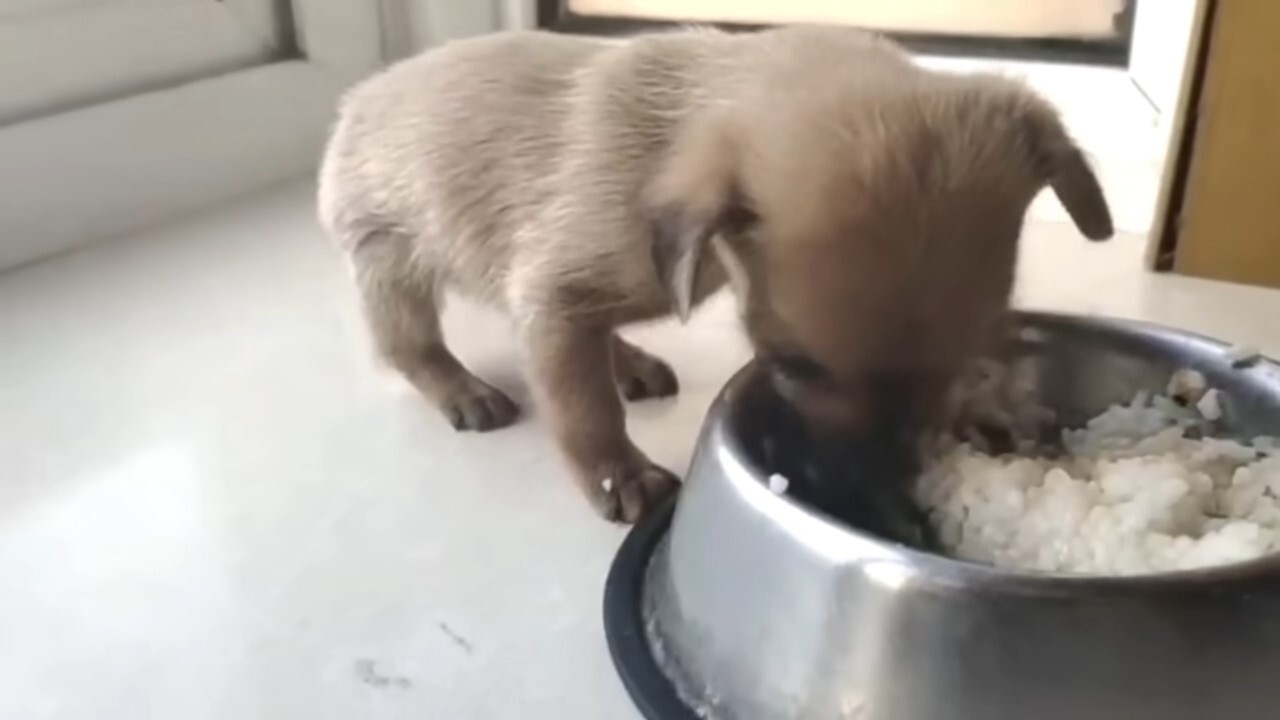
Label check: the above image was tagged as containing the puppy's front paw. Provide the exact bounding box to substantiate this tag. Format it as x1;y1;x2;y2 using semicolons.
614;344;679;401
438;379;520;432
588;457;680;524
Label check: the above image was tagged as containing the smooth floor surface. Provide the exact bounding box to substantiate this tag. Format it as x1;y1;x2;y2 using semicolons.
4;182;1280;719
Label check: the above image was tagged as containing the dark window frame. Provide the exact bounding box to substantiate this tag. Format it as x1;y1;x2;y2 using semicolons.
536;0;1138;66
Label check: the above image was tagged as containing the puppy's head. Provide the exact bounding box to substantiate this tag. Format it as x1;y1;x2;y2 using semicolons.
648;74;1112;473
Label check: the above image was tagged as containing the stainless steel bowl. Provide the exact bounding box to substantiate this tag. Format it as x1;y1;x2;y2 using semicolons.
622;311;1280;720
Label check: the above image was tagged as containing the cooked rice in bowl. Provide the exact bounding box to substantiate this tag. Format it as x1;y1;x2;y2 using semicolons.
919;366;1280;576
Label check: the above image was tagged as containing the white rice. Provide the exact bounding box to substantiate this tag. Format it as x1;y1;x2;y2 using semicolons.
919;378;1280;575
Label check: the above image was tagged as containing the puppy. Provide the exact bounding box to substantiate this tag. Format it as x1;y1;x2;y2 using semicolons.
317;26;1113;523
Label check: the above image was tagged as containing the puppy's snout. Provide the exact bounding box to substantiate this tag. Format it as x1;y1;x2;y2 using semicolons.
787;372;927;436
867;373;914;432
809;426;918;487
851;375;923;481
782;372;931;479
794;374;934;548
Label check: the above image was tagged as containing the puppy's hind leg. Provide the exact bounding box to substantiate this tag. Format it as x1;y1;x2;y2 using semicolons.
352;232;519;431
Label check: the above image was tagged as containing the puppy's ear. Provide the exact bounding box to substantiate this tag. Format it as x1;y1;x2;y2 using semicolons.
647;113;753;321
1023;104;1114;241
650;208;713;323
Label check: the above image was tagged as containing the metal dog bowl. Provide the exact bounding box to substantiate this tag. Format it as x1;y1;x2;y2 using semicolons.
605;311;1280;720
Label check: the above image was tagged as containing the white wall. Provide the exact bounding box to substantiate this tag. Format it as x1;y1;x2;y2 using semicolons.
500;0;537;30
1129;0;1201;121
0;0;523;271
0;63;348;270
398;0;527;56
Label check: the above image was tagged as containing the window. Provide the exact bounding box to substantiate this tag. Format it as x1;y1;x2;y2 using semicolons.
0;0;369;270
543;0;1135;62
0;0;292;126
0;0;516;271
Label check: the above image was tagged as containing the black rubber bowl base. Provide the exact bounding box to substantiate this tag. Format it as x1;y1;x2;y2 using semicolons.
603;497;702;720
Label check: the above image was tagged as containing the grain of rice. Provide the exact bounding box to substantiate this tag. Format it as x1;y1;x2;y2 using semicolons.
1197;388;1224;421
1166;368;1208;405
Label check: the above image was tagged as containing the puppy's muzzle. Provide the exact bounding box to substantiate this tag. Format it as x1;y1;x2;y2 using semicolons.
781;374;938;549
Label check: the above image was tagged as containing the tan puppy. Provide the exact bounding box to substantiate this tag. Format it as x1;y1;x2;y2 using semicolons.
318;26;1113;523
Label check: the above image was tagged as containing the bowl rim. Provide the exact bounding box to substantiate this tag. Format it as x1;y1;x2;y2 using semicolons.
711;309;1280;592
602;495;701;720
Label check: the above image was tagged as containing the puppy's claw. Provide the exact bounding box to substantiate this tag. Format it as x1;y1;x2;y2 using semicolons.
597;478;623;521
439;382;520;432
591;462;679;523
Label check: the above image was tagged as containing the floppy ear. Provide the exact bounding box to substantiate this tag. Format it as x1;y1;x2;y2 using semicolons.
650;208;716;323
1024;105;1114;241
647;112;753;321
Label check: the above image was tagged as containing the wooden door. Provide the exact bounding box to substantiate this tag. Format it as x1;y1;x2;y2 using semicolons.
1169;0;1280;288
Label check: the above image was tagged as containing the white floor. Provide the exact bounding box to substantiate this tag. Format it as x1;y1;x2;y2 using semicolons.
4;181;1280;720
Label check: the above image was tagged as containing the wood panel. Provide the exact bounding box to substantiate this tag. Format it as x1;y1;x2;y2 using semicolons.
1174;0;1280;287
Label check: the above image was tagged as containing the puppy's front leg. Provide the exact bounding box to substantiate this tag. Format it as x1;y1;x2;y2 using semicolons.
525;316;679;522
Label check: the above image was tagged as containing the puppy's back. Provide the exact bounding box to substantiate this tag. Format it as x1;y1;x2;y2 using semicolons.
318;32;607;252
